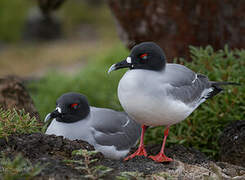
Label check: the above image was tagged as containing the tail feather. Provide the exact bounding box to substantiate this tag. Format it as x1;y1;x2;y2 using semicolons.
210;81;241;86
206;81;240;99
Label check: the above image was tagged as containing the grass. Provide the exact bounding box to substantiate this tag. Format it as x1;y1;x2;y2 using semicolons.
0;39;120;77
29;45;245;159
0;108;41;139
0;0;32;42
0;153;44;180
64;149;113;179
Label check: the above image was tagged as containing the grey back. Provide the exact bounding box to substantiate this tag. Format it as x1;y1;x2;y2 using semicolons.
90;108;141;151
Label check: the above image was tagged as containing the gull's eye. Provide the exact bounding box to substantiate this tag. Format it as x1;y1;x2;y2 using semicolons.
140;53;148;60
70;103;78;109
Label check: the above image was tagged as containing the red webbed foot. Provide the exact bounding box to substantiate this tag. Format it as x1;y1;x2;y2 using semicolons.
149;153;173;163
124;146;148;161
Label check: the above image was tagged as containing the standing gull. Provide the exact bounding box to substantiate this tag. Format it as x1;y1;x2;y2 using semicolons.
45;92;141;160
108;42;239;162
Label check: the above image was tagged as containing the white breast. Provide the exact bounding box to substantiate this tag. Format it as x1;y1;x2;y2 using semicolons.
45;117;92;141
118;70;193;126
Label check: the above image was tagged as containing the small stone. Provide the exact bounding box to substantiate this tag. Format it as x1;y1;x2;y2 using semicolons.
239;170;245;176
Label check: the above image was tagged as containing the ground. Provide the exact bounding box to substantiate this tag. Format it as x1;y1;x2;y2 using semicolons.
1;133;245;179
0;38;120;79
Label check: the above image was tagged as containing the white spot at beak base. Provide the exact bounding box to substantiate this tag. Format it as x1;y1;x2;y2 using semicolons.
126;57;132;64
56;107;62;113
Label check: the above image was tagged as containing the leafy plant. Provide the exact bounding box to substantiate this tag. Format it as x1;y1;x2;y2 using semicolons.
64;149;113;179
0;108;42;139
0;153;44;180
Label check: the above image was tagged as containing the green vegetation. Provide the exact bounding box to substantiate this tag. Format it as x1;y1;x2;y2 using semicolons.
0;108;41;139
0;0;32;42
29;45;245;159
65;149;113;179
0;154;44;180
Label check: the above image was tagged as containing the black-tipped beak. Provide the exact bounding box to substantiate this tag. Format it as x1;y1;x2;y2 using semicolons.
108;58;132;74
44;109;61;122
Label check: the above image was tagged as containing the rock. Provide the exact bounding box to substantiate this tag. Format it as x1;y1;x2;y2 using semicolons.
108;0;245;61
0;76;40;121
219;120;245;167
216;162;245;178
1;133;245;179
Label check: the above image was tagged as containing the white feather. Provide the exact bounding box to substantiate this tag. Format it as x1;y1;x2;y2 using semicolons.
126;57;132;64
118;69;204;126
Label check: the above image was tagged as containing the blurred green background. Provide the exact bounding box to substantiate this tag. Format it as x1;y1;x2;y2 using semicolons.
0;0;244;160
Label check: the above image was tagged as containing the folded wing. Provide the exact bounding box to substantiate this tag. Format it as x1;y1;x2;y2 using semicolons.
91;109;141;151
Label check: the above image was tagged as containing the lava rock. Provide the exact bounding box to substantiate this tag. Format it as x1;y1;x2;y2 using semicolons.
0;76;40;121
108;0;245;60
219;120;245;167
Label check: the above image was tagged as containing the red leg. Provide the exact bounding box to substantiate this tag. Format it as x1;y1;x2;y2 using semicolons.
149;126;173;163
124;125;148;161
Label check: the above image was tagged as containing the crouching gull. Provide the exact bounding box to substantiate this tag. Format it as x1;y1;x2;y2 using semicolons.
108;42;240;162
45;92;141;160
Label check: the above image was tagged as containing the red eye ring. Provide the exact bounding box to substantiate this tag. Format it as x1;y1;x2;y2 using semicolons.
140;53;148;59
71;103;78;108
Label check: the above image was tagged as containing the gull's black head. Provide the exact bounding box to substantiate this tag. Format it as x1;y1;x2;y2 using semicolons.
108;42;166;73
45;92;90;123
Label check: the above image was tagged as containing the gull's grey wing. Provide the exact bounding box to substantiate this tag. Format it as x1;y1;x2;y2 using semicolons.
90;108;141;151
166;74;212;106
162;64;217;106
163;64;197;87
